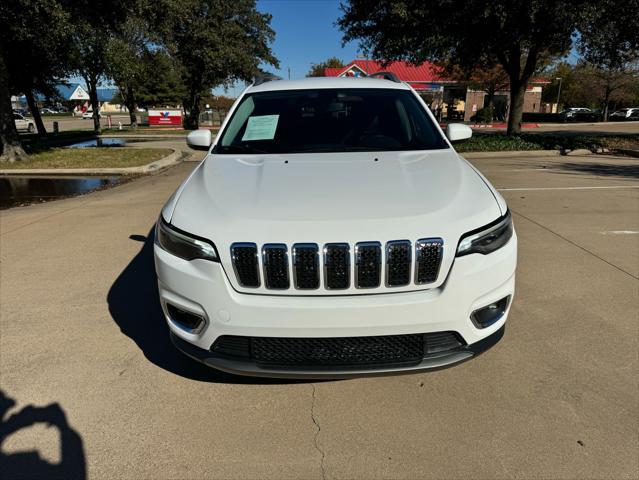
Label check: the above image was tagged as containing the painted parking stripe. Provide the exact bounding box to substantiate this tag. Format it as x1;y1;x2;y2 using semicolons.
498;185;639;191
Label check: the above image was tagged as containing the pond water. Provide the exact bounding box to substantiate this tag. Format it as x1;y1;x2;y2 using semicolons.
0;176;122;209
66;138;128;148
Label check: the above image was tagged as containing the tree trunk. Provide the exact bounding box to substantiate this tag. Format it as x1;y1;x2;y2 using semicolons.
84;75;101;133
507;79;527;135
123;85;137;128
0;55;26;161
602;86;611;122
184;90;201;130
25;90;46;136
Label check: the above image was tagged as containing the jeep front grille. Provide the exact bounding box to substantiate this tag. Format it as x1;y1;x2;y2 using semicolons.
230;238;443;291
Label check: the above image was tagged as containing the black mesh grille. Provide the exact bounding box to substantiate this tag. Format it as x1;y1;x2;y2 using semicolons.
324;244;350;289
231;243;259;287
251;334;424;368
292;244;320;289
415;238;443;284
386;241;411;286
355;242;381;288
211;331;466;369
424;331;464;354
262;244;289;289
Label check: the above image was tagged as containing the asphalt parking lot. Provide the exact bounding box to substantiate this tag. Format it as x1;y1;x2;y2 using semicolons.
1;152;637;479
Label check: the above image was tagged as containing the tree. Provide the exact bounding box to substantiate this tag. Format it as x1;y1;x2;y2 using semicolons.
134;50;187;107
1;0;73;137
307;57;344;77
339;0;590;134
69;1;126;132
160;0;278;129
107;14;152;128
577;0;639;120
0;0;74;160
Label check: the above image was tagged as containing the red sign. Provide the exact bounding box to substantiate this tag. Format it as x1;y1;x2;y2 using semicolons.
148;109;182;126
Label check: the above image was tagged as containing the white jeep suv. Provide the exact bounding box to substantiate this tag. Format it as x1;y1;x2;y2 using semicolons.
154;76;517;378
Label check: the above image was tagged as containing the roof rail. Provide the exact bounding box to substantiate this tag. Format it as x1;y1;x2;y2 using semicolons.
253;74;282;86
368;71;401;83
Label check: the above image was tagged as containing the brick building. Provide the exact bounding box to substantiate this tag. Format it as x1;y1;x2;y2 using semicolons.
324;60;547;122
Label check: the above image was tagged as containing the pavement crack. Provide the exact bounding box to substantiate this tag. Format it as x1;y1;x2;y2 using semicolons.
311;383;327;480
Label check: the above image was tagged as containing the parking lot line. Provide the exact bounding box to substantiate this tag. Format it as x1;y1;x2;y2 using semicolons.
512;210;639;280
499;185;639;191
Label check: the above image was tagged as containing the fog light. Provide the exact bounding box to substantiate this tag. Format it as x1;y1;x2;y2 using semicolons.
471;296;510;329
166;303;205;333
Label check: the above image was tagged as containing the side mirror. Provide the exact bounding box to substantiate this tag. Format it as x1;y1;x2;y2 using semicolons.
446;123;473;142
186;129;212;150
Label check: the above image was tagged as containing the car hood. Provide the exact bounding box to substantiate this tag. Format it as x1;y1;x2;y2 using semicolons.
168;149;503;295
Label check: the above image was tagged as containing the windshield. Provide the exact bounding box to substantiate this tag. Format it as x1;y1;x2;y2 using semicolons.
214;88;448;154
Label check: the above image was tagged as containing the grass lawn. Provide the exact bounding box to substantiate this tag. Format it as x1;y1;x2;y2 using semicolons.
455;133;639;153
1;147;173;169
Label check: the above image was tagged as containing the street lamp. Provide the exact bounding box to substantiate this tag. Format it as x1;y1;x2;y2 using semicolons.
555;77;562;113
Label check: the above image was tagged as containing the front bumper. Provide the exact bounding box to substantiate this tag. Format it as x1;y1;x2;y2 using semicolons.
154;233;516;378
169;326;505;379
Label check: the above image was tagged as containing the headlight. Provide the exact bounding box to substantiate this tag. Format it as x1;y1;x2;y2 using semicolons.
456;211;513;257
155;216;219;262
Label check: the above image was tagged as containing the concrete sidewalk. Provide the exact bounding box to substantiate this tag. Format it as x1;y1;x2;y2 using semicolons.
1;154;637;479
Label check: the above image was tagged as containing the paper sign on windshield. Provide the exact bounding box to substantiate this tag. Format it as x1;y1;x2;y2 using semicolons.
242;115;279;141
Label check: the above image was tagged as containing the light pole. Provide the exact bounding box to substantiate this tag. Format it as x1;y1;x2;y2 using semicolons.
555;77;562;113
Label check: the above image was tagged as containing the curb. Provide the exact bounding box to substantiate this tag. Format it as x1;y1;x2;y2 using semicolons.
0;149;183;176
461;150;561;159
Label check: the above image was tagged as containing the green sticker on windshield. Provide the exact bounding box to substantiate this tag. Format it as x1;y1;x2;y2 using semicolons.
241;114;279;141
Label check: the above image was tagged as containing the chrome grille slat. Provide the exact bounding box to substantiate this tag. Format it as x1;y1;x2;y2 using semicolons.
262;244;290;289
230;243;260;288
385;240;412;287
355;242;381;288
415;238;443;285
324;243;350;289
292;243;320;290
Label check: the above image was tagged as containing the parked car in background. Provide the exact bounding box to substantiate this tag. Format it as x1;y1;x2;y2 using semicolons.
82;110;102;119
14;113;35;133
610;108;639;120
39;107;57;115
558;107;599;122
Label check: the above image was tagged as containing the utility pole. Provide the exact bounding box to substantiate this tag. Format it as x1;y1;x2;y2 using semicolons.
555;77;562;113
288;67;291;80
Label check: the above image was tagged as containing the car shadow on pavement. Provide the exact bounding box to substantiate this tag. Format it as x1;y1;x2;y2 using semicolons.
554;161;639;179
0;390;86;480
107;229;311;385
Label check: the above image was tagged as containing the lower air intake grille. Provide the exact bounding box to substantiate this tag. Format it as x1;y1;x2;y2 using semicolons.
251;334;424;368
211;331;466;369
230;243;260;288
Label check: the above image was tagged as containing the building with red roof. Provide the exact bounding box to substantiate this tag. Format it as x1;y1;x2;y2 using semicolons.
324;59;550;122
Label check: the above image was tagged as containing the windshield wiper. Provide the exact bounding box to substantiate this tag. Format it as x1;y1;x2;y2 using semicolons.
218;144;269;154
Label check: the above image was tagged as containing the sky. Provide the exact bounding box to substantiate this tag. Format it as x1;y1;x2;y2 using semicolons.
216;0;360;95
